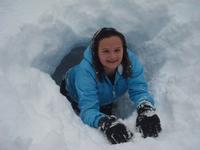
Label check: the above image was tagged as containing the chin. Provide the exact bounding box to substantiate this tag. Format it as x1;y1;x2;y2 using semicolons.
108;65;118;70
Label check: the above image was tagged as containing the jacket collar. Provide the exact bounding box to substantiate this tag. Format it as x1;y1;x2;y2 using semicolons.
117;64;123;75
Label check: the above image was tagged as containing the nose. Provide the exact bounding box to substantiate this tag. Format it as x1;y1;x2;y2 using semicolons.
109;51;117;60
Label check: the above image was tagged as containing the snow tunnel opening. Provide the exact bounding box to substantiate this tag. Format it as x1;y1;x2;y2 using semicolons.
50;44;135;119
51;45;86;86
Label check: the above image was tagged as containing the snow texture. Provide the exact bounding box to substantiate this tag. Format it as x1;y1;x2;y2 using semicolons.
0;0;200;149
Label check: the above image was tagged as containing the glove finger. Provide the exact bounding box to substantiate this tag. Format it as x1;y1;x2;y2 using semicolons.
121;128;133;142
157;123;162;132
152;125;158;137
148;121;158;137
143;132;148;138
118;124;132;142
153;131;158;137
119;133;128;143
112;133;125;144
149;121;161;137
141;127;148;138
155;123;162;136
110;134;119;144
147;126;153;137
113;130;130;143
153;115;162;132
142;123;150;138
120;127;130;140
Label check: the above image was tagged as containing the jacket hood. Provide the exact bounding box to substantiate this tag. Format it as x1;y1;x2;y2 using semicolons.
83;46;93;64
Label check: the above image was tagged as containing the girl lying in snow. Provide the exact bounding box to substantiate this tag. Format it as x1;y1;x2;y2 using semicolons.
60;27;161;144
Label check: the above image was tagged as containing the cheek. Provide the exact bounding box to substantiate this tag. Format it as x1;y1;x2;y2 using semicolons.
98;53;106;63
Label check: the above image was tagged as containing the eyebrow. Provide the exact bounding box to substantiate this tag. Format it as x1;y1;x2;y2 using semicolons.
100;47;122;51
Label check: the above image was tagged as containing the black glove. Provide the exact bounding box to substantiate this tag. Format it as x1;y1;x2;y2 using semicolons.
99;115;133;144
136;101;162;138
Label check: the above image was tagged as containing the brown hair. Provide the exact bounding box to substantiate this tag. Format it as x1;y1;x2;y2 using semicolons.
91;27;132;81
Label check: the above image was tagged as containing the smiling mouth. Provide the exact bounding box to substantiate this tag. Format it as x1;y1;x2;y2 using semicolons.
107;60;118;63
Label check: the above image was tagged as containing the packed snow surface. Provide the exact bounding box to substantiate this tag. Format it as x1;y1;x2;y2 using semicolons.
0;0;200;149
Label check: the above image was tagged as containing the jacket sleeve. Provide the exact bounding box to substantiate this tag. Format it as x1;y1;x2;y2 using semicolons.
75;66;106;128
128;53;155;107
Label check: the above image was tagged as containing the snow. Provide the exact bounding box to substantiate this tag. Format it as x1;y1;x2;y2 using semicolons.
0;0;200;149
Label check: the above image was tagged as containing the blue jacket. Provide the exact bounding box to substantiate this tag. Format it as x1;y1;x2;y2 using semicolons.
64;47;154;128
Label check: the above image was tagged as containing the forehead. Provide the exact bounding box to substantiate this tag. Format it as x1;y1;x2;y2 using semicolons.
98;36;123;48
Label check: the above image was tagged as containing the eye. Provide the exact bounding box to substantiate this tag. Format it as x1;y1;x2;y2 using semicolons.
114;48;121;53
101;49;109;53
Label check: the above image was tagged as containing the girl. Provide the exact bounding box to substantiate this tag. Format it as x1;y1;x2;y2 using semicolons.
60;27;161;144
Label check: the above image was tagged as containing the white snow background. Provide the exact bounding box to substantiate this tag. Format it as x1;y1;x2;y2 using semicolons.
0;0;200;149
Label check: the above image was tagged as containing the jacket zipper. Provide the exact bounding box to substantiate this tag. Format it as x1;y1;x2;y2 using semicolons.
112;85;116;98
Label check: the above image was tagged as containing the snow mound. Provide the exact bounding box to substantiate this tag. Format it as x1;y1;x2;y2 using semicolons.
0;0;200;149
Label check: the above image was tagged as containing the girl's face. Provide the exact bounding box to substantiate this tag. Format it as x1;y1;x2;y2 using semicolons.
98;36;123;75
